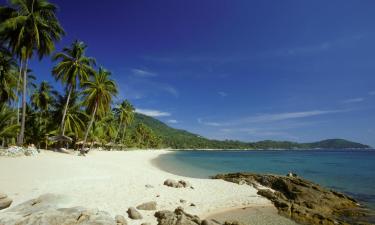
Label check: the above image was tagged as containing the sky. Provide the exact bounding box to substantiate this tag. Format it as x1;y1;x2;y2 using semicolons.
2;0;375;146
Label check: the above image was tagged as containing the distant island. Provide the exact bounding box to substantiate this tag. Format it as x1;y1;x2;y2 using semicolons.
132;113;371;150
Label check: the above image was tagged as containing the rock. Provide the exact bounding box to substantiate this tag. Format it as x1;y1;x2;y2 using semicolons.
127;207;142;220
286;172;297;178
0;194;116;225
201;219;216;225
213;173;373;225
141;223;151;225
163;179;192;188
136;201;157;211
190;203;196;207
178;180;191;188
115;215;127;225
154;207;201;225
223;221;245;225
0;193;12;210
0;146;39;157
180;199;187;204
145;184;154;188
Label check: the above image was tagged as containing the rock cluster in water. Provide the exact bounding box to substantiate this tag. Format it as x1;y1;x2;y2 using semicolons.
0;145;39;157
212;173;374;225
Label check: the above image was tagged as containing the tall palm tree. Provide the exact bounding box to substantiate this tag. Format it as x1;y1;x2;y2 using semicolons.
114;100;135;144
81;67;118;149
52;40;95;136
31;81;52;148
0;104;19;146
0;47;18;105
0;0;65;145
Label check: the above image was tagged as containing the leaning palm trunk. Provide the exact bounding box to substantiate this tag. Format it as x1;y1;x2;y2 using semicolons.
82;102;98;153
16;59;22;125
121;124;127;143
60;86;72;136
17;59;28;146
112;118;123;144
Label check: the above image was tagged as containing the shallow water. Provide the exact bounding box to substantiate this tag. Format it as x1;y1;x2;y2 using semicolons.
154;149;375;209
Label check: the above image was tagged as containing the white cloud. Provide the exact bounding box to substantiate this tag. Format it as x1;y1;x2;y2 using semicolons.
341;98;364;104
199;109;345;127
369;91;375;96
135;108;171;117
218;91;228;97
167;119;178;124
131;68;157;77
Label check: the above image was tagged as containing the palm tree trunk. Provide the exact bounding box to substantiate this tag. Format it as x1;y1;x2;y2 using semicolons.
113;119;123;143
121;123;127;143
16;59;23;125
60;86;72;136
82;102;98;151
17;58;28;146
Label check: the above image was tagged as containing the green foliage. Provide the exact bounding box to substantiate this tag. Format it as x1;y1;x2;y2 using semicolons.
0;104;19;144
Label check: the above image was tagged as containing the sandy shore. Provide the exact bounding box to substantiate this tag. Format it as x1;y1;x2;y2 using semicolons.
0;150;276;224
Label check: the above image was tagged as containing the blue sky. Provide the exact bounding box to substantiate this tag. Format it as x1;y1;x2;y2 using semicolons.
3;0;375;146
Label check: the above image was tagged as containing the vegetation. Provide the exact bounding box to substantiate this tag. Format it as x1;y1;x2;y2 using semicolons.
0;0;370;151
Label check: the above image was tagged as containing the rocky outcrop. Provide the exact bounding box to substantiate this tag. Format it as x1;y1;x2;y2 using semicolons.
0;193;12;210
154;207;201;225
0;194;117;225
136;201;157;210
127;207;143;220
163;179;192;188
212;173;374;225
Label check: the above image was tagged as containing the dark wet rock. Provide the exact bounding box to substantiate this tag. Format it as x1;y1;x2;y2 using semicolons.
0;194;116;225
141;223;151;225
164;179;192;188
212;173;374;225
115;215;127;225
0;193;12;210
180;199;187;204
190;203;196;207
136;201;157;210
154;207;201;225
127;207;143;220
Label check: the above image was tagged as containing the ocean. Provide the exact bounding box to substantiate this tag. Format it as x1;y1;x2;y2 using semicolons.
153;149;375;210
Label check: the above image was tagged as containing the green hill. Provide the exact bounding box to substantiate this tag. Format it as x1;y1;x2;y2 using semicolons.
131;113;371;150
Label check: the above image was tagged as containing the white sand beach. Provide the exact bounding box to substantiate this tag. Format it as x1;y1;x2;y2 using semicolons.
0;150;276;224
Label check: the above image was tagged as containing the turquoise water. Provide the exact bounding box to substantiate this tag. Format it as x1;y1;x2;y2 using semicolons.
154;150;375;209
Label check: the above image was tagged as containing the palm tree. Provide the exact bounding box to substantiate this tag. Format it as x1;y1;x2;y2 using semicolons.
52;40;95;136
81;67;118;150
31;81;52;148
52;90;87;142
0;0;65;145
114;100;135;144
0;104;19;146
0;47;18;105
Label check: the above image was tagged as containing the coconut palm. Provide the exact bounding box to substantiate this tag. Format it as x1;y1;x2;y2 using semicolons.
0;0;65;145
113;100;135;144
52;40;95;136
0;47;18;105
52;90;87;141
81;67;118;149
30;81;53;148
0;104;19;146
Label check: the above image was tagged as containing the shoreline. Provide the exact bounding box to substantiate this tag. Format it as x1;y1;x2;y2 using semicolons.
0;149;280;224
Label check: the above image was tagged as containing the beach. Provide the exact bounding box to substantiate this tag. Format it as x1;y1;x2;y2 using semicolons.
0;150;286;224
